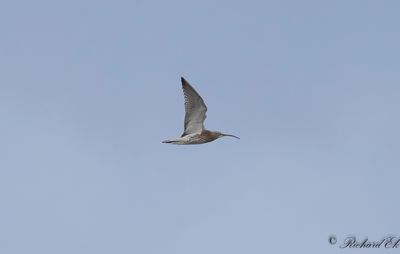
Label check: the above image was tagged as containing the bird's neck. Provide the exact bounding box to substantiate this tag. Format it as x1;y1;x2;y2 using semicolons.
201;130;220;140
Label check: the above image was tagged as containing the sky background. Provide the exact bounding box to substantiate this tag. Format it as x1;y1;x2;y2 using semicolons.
1;0;399;253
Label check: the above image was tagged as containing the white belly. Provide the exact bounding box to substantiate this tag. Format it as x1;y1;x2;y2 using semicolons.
163;133;208;145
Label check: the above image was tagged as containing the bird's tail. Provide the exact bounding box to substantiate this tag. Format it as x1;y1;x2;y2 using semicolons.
162;138;182;144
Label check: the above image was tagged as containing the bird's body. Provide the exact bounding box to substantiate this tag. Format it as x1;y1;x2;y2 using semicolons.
163;130;221;145
163;77;239;145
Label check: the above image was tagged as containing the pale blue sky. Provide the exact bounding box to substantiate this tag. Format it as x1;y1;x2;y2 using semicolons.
1;1;399;253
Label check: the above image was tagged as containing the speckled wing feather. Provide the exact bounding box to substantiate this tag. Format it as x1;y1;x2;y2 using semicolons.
181;77;207;137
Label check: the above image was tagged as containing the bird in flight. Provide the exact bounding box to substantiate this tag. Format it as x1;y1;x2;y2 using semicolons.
162;77;240;145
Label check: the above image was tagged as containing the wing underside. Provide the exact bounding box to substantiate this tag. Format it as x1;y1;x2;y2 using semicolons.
181;77;207;137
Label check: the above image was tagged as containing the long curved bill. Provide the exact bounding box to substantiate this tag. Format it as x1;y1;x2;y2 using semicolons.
222;134;240;139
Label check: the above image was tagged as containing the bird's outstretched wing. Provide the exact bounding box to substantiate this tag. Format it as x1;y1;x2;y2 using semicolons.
181;77;207;137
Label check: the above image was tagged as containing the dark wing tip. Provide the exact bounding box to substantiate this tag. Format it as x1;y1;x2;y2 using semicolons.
181;77;188;86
